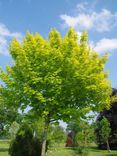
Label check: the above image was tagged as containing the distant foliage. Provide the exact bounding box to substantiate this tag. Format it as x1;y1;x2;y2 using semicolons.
0;103;22;138
9;121;20;139
97;117;111;152
96;88;117;150
98;117;111;143
67;118;94;156
48;125;66;145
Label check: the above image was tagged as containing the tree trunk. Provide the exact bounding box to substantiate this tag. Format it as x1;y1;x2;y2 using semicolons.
84;133;87;148
106;140;111;153
41;117;49;156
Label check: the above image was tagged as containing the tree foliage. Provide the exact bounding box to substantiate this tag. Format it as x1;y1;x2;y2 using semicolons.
0;29;111;118
67;118;94;156
48;124;66;145
0;99;22;137
67;117;95;145
9;121;20;139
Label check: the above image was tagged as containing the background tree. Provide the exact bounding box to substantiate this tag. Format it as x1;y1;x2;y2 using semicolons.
96;88;117;150
97;117;111;152
0;28;111;156
67;117;94;156
0;98;22;138
9;121;20;139
48;124;66;147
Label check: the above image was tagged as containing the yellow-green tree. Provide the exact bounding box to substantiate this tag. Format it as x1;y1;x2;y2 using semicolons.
0;29;111;156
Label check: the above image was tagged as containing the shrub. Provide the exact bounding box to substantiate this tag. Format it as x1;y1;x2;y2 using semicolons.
9;124;42;156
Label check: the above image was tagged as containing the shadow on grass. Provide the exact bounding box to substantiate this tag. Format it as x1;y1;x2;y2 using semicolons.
105;153;117;156
0;148;8;152
90;146;117;155
66;147;88;155
65;146;117;156
64;147;79;156
89;146;102;152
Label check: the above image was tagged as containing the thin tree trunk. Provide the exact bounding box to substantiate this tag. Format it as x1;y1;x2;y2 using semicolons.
41;117;49;156
84;133;87;148
106;140;111;153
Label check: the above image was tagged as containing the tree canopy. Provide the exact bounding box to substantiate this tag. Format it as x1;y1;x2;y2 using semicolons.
0;29;111;118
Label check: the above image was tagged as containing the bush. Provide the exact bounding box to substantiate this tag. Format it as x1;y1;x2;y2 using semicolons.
9;124;42;156
75;146;89;156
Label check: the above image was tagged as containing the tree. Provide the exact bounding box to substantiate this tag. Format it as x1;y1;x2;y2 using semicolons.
75;131;89;156
97;117;111;152
0;28;111;156
9;121;20;139
95;88;117;150
76;121;95;156
0;97;22;138
9;123;42;156
67;117;94;156
48;124;66;146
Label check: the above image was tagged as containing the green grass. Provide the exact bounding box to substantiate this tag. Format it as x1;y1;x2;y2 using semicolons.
0;140;117;156
0;140;9;156
47;148;117;156
46;144;117;156
89;146;117;156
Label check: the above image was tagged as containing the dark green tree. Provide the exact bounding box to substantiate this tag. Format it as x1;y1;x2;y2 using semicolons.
9;123;42;156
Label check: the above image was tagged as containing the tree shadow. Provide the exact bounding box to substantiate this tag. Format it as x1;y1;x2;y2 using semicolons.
65;147;80;156
106;153;117;156
89;146;102;152
0;148;8;152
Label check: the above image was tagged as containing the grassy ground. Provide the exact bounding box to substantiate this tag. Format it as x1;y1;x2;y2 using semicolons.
46;144;117;156
0;140;117;156
0;140;9;156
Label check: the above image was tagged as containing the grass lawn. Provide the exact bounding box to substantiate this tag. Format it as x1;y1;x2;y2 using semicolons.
0;140;117;156
46;144;117;156
0;140;9;156
89;146;117;156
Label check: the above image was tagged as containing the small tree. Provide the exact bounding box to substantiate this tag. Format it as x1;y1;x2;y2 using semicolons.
0;29;111;156
9;124;42;156
75;131;89;156
98;117;111;152
9;121;20;139
68;118;94;156
48;124;66;146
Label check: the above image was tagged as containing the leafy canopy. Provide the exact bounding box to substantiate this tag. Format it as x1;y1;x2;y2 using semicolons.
0;28;111;122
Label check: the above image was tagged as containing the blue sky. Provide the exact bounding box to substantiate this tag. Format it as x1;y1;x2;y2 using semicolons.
0;0;117;87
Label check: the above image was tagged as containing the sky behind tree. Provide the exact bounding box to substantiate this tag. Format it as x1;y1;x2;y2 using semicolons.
0;0;117;87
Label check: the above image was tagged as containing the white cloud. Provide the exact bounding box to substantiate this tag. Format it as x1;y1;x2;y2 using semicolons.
0;23;22;56
76;2;88;12
60;14;93;30
60;2;117;55
93;38;117;54
0;36;9;55
60;3;117;32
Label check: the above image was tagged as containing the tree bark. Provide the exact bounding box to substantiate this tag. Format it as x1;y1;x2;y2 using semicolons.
106;140;111;153
41;117;50;156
